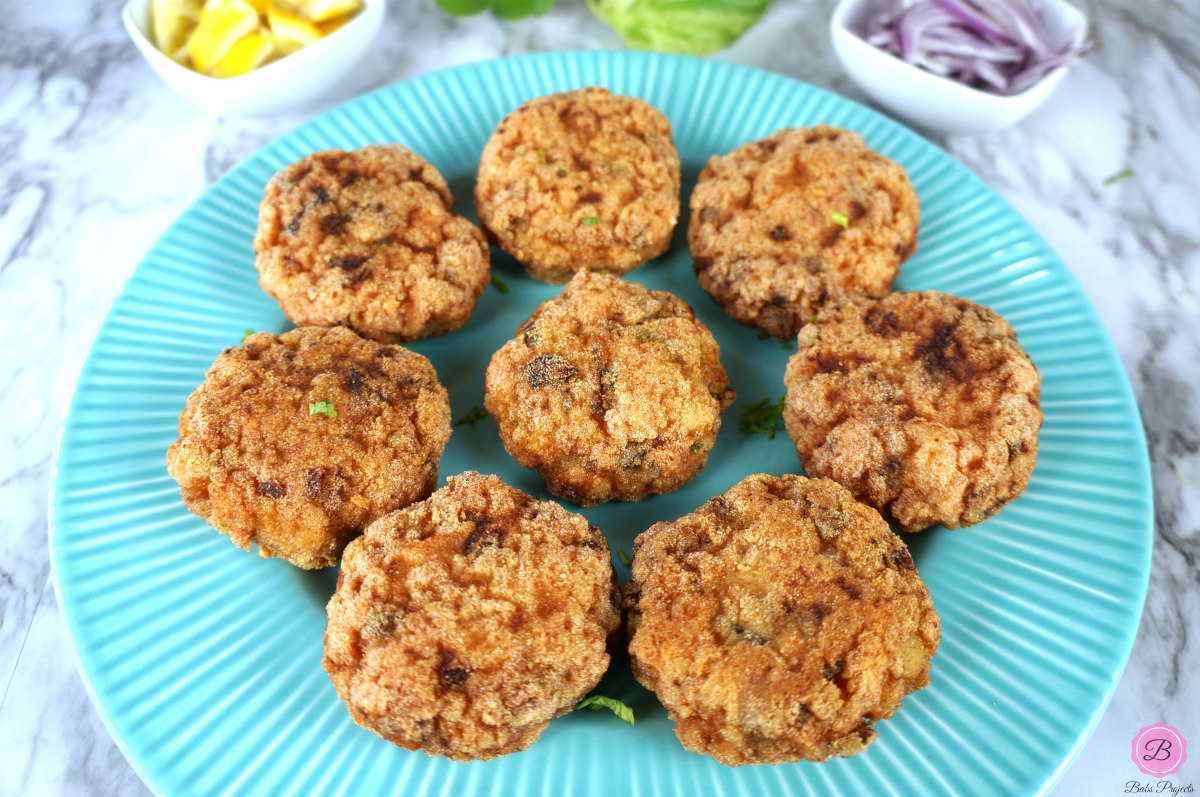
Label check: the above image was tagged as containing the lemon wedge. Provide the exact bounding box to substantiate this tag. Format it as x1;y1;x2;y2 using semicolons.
152;0;203;62
209;29;275;77
268;6;322;54
186;0;260;74
303;0;362;24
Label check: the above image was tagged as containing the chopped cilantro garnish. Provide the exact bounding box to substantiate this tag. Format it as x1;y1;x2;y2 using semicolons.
536;149;547;164
491;274;509;294
241;329;254;343
309;400;337;418
780;338;795;350
455;406;488;427
582;216;600;227
577;695;635;725
831;210;849;229
617;548;631;567
557;167;568;177
739;395;785;440
1102;169;1134;186
811;313;819;323
690;440;705;452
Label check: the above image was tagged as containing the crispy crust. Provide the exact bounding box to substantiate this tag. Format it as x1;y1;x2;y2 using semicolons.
323;471;620;761
484;271;735;506
254;145;489;343
475;87;681;283
782;291;1042;531
625;474;940;766
688;126;919;339
165;326;451;568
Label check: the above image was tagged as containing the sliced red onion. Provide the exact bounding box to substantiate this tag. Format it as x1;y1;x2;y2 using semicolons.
974;58;1010;90
896;2;957;59
921;32;1025;63
936;0;1015;44
862;0;1089;96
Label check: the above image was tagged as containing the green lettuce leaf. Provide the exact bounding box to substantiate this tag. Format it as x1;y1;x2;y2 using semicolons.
588;0;774;55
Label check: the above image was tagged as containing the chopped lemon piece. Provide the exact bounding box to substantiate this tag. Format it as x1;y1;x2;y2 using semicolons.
317;13;353;35
151;0;356;77
268;6;321;54
267;0;304;13
186;0;260;74
152;0;203;61
303;0;362;24
209;30;275;77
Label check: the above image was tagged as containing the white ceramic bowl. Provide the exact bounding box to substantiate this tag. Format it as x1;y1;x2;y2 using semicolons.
123;0;386;117
830;0;1086;134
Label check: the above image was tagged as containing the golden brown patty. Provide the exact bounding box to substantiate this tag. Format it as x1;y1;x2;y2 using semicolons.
782;291;1042;531
625;473;940;766
484;271;734;506
475;87;681;283
166;326;451;569
254;145;490;343
323;471;620;761
688;125;919;339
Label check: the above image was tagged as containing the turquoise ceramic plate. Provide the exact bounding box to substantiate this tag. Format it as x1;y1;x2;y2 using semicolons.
51;51;1152;797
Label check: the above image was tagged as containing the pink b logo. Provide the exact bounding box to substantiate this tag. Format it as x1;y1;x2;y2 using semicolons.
1132;724;1187;776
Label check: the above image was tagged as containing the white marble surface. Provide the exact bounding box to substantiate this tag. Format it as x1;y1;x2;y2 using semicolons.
0;1;1196;795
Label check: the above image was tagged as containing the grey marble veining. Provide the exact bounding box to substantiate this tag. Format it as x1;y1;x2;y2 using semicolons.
0;0;1196;795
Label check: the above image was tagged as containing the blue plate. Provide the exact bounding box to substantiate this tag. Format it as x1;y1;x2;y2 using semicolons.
50;51;1152;797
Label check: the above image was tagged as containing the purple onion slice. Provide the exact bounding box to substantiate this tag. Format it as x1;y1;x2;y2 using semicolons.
861;0;1089;96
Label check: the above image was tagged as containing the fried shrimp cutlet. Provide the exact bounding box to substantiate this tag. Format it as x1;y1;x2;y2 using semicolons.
689;125;919;339
166;326;451;568
625;473;940;766
323;471;620;761
783;291;1042;531
254;144;489;343
485;271;734;506
475;87;681;283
